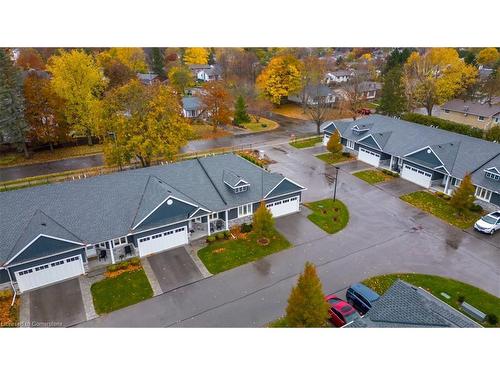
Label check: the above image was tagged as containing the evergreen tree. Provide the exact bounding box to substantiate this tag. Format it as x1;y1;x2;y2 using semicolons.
383;48;413;73
450;173;476;216
253;201;275;238
233;95;251;125
0;48;29;157
326;130;343;155
284;262;330;327
378;67;407;117
151;48;165;78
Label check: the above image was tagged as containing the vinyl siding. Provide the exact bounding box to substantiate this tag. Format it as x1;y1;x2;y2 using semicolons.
0;269;10;284
490;192;500;206
266;179;303;199
406;148;443;169
135;198;196;232
8;236;84;266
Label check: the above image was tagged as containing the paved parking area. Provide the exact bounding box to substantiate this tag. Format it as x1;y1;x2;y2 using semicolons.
275;210;328;246
148;247;204;293
376;178;423;197
29;277;86;327
337;160;373;173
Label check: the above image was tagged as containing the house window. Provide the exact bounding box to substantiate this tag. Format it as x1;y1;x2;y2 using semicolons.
346;140;355;149
238;203;253;217
209;213;218;220
444;109;450;113
476;186;492;202
494;117;499;123
485;172;500;181
234;186;248;193
478;116;485;121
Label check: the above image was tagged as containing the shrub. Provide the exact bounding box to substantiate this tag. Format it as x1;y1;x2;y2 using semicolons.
469;204;483;212
130;257;141;266
223;230;231;238
443;195;451;201
457;295;465;303
435;191;445;198
342;151;351;157
120;261;130;270
107;264;118;272
401;113;484;139
207;235;216;243
0;289;14;301
241;223;253;233
216;232;225;240
487;313;498;325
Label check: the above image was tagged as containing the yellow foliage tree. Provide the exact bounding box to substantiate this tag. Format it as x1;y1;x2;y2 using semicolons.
183;48;209;65
404;48;478;115
256;55;304;105
47;49;106;145
98;48;148;73
477;47;500;66
360;53;372;61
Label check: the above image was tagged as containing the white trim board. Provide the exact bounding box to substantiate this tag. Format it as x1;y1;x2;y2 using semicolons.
264;177;307;199
357;134;382;150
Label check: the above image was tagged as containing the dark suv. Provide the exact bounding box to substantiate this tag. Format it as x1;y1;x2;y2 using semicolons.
346;283;380;315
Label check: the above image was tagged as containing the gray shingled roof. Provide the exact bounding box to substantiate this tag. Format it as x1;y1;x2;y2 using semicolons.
0;154;296;264
347;280;481;328
442;99;500;117
324;115;500;192
182;96;202;111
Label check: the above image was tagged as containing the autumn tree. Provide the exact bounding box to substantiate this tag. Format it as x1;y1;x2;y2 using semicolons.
300;56;327;111
478;67;500;104
378;66;407;117
198;81;232;132
47;49;106;145
100;80;191;167
340;73;369;120
404;48;478;116
0;48;29;157
168;66;195;95
215;48;259;85
450;173;476;216
486;125;500;143
16;48;45;70
284;262;330;328
306;89;332;135
98;48;148;73
253;201;275;238
327;130;343;156
233;95;251;125
477;47;500;67
23;72;69;150
248;97;272;124
256;55;303;105
183;48;209;65
150;47;165;77
101;58;136;89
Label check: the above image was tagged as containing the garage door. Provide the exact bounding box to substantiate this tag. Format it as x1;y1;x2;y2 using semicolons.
323;134;330;146
15;254;84;293
358;147;380;167
266;196;300;217
137;226;188;257
401;164;432;188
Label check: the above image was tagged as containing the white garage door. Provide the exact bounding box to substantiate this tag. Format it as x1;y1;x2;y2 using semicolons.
358;147;381;167
15;254;84;293
323;134;330;146
266;196;300;217
401;164;432;188
137;226;188;257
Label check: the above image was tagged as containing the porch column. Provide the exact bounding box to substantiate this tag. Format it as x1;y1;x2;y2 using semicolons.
108;240;116;264
225;210;229;230
207;215;211;236
444;175;450;195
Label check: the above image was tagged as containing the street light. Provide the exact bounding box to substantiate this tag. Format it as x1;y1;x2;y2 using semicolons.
333;166;339;202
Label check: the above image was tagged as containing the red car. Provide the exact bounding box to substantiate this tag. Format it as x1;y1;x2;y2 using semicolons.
357;108;372;115
325;294;361;327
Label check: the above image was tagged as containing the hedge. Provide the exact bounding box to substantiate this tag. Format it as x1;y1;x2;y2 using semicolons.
401;113;484;139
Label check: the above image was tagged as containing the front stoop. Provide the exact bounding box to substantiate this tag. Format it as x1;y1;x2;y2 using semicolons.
78;276;98;321
185;243;212;278
141;257;163;296
19;294;30;328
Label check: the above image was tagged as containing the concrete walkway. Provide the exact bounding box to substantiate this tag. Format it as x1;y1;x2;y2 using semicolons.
141;257;164;296
78;276;98;321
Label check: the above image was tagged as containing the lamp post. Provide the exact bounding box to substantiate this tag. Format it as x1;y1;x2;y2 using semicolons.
333;166;339;202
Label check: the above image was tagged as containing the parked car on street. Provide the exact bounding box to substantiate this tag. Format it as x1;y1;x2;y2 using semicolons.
474;211;500;235
357;108;372;115
346;283;380;315
325;294;361;327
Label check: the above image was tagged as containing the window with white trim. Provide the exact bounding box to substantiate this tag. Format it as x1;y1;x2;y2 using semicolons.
476;186;492;202
234;186;248;193
238;203;253;217
478;116;485;121
346;140;355;149
485;171;500;181
209;213;218;220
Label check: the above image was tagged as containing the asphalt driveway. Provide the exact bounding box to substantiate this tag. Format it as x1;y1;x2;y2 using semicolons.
275;209;328;246
29;277;86;327
376;177;423;197
148;247;204;293
337;160;373;173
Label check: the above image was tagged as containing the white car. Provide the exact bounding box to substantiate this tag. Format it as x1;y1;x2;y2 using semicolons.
474;211;500;235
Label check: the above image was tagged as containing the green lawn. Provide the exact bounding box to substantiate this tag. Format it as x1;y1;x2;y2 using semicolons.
304;199;349;234
91;269;153;314
400;191;482;229
197;229;291;274
315;152;353;164
363;273;500;327
353;169;395;184
289;136;323;149
241;116;279;132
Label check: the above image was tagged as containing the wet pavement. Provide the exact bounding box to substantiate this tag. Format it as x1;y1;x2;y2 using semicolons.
78;143;500;327
376;177;423;197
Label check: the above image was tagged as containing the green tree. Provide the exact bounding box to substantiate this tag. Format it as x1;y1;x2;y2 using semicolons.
0;48;29;157
378;67;407;117
168;65;194;95
252;201;275;238
383;48;414;73
326;130;343;155
486;125;500;142
450;173;476;216
233;95;251;125
150;48;165;77
284;262;329;327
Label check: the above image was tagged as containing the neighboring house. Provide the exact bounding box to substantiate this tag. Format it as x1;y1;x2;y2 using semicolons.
137;72;160;85
288;84;338;106
323;114;500;207
0;153;305;293
325;70;354;84
358;81;382;100
347;280;481;328
188;64;222;82
440;99;500;130
182;96;204;118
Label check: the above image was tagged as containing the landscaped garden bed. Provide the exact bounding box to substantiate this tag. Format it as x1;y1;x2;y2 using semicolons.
304;199;349;234
91;258;153;314
363;273;500;327
400;191;482;229
0;289;19;328
289;136;323;149
240;116;279;132
197;224;291;274
315;152;354;165
353;169;396;184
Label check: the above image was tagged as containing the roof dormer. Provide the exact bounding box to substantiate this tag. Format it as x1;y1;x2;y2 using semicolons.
484;167;500;181
223;170;250;193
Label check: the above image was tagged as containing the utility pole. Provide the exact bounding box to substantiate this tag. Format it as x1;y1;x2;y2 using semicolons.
333;166;339;202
